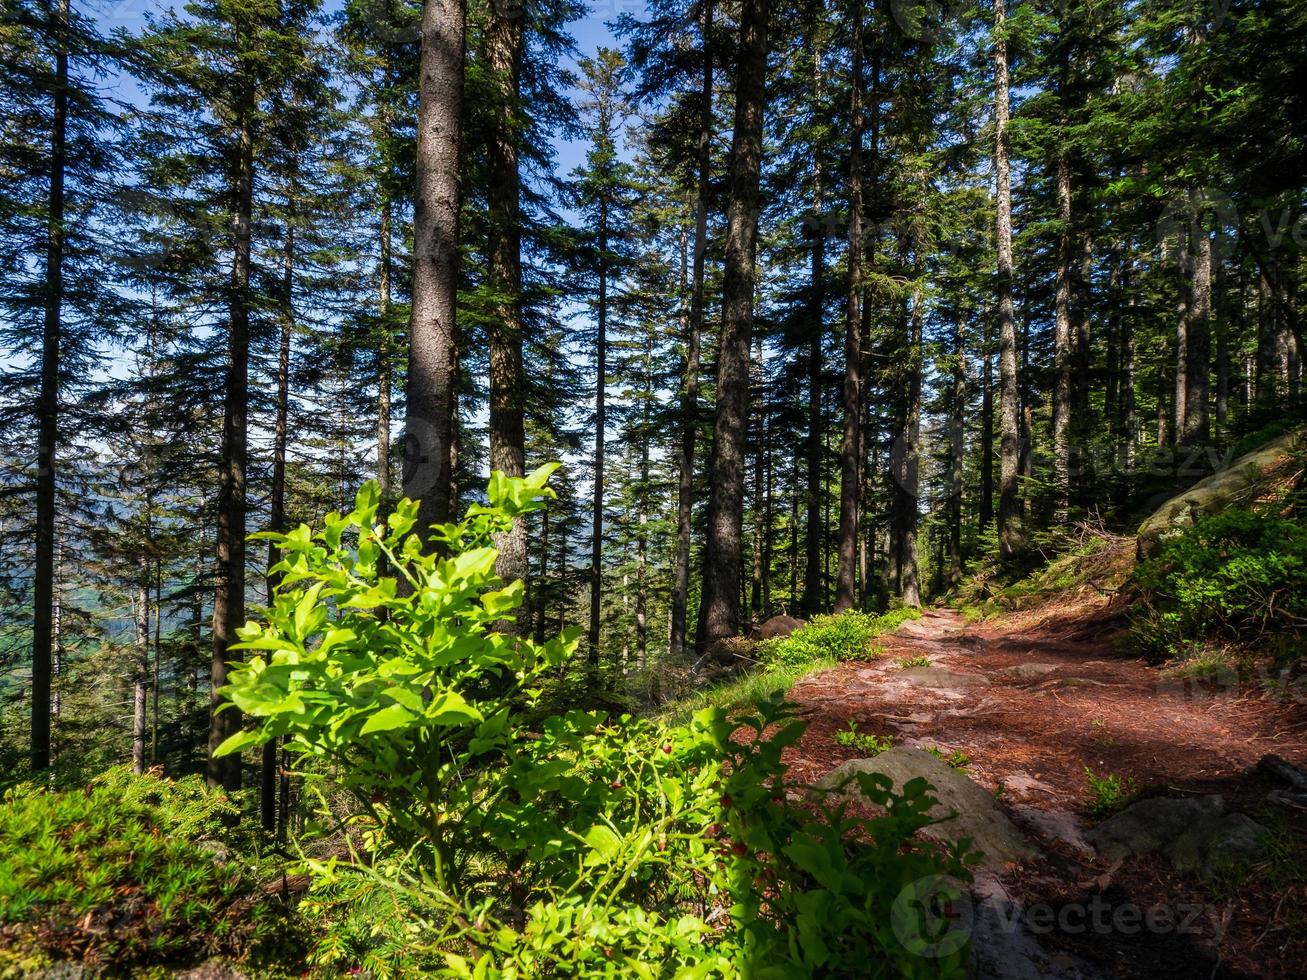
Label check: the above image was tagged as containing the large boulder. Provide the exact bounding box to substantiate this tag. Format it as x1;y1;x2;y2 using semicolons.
1084;795;1267;877
750;614;805;641
820;747;1040;870
1136;426;1305;560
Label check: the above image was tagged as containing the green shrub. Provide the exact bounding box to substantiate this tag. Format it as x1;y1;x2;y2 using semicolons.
925;747;971;771
1132;507;1307;655
223;473;974;977
0;768;293;973
833;720;894;755
1083;767;1137;819
758;607;921;667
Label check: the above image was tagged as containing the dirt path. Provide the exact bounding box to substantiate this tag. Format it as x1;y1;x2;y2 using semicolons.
782;609;1307;979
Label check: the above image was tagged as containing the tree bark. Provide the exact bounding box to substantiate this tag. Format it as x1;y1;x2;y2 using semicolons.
377;200;393;498
834;2;863;613
31;0;69;773
697;0;768;645
133;579;149;775
1051;155;1073;513
670;0;712;660
404;0;465;535
979;318;994;531
588;193;609;667
948;314;966;590
993;0;1023;561
485;2;527;598
208;62;255;792
896;286;923;608
750;336;765;616
1181;227;1211;446
261;205;293;831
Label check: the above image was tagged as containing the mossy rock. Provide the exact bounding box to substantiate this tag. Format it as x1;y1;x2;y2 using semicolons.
1136;427;1304;560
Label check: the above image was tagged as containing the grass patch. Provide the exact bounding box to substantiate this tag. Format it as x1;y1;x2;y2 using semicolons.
659;608;922;723
1084;767;1138;819
897;655;930;669
833;721;893;755
659;657;836;724
925;746;971;770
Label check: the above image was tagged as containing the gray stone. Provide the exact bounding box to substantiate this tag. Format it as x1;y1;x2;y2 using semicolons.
1011;805;1094;857
899;666;991;690
820;746;1040;870
1085;795;1267;877
998;663;1061;682
1084;795;1225;861
1165;812;1267;875
1137;426;1304;559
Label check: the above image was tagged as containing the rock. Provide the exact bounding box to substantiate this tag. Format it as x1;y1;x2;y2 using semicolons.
899;666;991;691
998;663;1061;682
1084;795;1225;861
751;614;805;641
820;747;1040;870
1165;812;1267;875
1136;426;1305;560
1085;795;1268;877
1011;806;1094;857
968;872;1105;980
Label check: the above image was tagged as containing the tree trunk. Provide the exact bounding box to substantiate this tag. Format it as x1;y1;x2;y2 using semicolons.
1156;348;1169;447
132;579;149;775
1181;226;1211;446
835;3;863;613
1256;267;1277;409
588;195;609;667
208;69;255;792
377;200;393;498
1051;155;1073;513
750;336;765;616
1073;234;1093;454
404;0;465;534
261;207;293;831
485;3;527;597
1215;261;1229;433
670;0;712;660
31;0;69;773
979;318;994;531
1120;259;1137;467
803;191;825;616
697;0;768;645
636;343;651;669
993;0;1023;561
948;314;966;590
896;286;923;608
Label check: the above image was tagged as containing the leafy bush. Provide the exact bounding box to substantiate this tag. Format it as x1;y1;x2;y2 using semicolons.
1132;507;1307;655
222;473;974;977
834;720;894;755
758;608;921;668
1083;767;1137;819
0;767;293;973
925;747;971;771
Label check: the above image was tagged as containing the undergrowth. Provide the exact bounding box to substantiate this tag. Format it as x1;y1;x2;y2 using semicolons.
0;768;299;975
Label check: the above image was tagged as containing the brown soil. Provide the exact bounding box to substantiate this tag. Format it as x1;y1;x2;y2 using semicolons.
782;605;1307;979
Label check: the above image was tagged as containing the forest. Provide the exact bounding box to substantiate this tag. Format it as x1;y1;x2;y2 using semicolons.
1;0;1306;973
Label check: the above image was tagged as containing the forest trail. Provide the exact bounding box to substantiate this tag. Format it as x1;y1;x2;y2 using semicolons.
783;608;1307;979
785;608;1307;804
